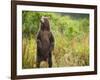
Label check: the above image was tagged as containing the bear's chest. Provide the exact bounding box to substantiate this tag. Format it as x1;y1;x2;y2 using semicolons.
40;31;50;42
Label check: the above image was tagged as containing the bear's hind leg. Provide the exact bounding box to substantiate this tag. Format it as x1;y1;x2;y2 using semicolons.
48;52;52;67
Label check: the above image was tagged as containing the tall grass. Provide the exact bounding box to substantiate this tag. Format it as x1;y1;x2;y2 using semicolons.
22;33;89;68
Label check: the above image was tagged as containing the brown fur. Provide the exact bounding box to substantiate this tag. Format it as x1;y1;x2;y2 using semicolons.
36;16;54;68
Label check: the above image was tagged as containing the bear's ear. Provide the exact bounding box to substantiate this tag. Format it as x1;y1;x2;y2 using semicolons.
45;16;50;20
41;16;50;20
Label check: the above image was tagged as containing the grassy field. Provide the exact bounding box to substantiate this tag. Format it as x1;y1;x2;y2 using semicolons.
22;11;89;69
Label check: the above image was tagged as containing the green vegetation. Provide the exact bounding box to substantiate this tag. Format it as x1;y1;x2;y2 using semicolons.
22;11;89;69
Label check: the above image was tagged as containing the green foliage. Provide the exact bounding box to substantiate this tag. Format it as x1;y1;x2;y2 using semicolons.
22;11;89;68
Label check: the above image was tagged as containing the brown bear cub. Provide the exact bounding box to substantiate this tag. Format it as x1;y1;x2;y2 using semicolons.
36;16;54;68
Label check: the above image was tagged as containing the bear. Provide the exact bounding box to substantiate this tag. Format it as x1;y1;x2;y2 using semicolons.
36;16;54;68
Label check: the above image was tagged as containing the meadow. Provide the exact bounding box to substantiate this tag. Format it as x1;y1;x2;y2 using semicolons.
22;11;89;69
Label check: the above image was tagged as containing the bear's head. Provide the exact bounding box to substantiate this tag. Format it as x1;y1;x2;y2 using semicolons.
40;16;50;31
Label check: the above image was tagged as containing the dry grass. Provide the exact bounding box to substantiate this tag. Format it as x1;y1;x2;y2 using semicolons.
22;33;89;68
